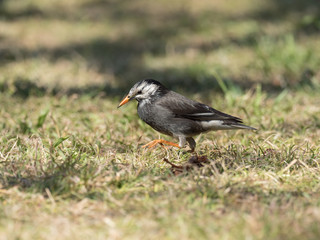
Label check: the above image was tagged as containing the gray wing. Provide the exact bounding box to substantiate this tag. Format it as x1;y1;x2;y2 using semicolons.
157;91;243;123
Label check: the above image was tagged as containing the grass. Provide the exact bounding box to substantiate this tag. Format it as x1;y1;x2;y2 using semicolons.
1;0;320;239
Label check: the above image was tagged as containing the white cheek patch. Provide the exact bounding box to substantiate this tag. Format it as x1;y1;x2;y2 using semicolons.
146;84;158;95
139;99;150;107
134;83;159;100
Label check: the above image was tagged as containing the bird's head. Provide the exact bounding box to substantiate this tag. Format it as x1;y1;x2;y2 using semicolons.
118;79;167;108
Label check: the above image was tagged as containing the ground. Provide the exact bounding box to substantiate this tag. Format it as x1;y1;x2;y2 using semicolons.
0;0;320;239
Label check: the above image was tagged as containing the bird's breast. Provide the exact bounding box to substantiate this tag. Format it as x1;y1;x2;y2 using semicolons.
137;100;172;136
137;101;152;123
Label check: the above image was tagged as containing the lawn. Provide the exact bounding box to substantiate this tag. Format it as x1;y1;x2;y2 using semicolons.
0;0;320;239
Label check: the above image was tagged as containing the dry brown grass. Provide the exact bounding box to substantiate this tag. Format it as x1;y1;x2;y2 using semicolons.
0;0;320;239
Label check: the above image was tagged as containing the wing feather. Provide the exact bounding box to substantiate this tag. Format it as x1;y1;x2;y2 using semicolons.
157;91;243;124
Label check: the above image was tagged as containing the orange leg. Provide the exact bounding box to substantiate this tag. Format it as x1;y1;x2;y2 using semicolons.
142;139;180;149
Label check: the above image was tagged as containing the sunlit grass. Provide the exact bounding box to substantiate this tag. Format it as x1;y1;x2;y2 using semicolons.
0;0;320;239
1;88;319;239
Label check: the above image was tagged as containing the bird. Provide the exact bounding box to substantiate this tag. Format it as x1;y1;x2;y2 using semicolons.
118;79;256;152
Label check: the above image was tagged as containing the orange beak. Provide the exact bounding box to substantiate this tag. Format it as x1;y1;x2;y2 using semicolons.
117;95;131;108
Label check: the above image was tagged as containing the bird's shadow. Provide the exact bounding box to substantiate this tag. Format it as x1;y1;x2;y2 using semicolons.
163;154;218;175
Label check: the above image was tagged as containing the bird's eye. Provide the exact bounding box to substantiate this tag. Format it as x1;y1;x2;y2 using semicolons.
137;90;142;95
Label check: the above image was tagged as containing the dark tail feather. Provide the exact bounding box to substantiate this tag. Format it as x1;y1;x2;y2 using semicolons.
230;123;257;130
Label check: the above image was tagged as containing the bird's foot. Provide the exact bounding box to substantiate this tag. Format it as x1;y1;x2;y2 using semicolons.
142;139;180;149
187;149;196;154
